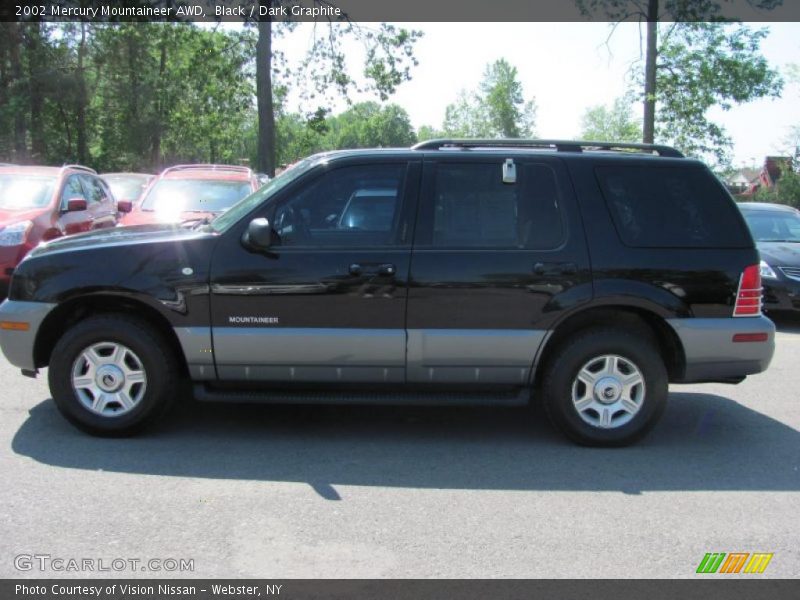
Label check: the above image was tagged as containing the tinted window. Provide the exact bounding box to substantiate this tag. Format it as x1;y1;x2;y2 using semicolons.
431;162;564;249
596;165;749;248
742;209;800;242
79;175;106;204
273;164;406;247
60;175;86;209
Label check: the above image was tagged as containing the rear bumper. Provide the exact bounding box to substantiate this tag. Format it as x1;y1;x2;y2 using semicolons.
0;299;56;371
667;315;775;383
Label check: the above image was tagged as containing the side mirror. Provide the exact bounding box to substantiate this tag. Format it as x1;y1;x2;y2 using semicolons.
243;217;272;250
117;200;133;213
67;197;87;212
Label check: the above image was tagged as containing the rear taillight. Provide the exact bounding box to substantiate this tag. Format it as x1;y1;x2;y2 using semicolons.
733;264;762;317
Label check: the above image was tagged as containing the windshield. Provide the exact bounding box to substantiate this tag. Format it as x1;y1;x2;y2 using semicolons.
104;175;151;201
742;209;800;242
140;179;253;218
210;158;317;233
0;174;56;210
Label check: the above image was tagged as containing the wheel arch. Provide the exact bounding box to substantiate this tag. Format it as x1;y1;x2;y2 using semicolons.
532;304;686;386
33;293;188;374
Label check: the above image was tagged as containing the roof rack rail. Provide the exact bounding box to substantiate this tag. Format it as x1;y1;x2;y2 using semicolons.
161;164;253;175
61;164;97;174
411;138;684;158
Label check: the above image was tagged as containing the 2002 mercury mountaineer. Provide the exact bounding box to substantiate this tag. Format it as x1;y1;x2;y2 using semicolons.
0;139;776;445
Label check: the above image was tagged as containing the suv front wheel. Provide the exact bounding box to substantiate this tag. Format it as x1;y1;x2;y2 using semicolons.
541;328;668;446
48;314;179;436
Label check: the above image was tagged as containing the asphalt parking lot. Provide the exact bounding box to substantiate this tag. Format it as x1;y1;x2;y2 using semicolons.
1;317;798;579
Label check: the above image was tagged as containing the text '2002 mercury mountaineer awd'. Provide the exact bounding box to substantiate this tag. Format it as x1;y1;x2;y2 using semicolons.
0;140;775;446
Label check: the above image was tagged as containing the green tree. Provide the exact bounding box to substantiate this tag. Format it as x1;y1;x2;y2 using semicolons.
254;5;421;176
325;102;416;149
754;163;800;208
580;96;642;142
442;59;537;138
576;0;783;146
652;23;782;166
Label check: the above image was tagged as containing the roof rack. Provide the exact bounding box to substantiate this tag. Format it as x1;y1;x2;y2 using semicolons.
411;138;684;158
61;164;97;174
161;164;253;176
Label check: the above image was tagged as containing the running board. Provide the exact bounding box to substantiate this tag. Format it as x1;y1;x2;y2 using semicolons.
193;384;530;407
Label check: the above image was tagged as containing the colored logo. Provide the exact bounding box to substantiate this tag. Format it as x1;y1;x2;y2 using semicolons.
696;552;773;574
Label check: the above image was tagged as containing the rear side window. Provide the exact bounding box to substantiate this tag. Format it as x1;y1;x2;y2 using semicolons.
430;162;564;249
596;165;749;248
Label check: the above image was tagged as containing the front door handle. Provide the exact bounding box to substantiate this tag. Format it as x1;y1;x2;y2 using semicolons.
533;262;577;275
349;263;396;277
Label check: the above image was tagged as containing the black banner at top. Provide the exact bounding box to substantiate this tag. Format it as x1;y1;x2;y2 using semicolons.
2;0;800;23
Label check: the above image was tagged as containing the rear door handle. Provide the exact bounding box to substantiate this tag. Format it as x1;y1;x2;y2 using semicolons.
533;262;577;275
349;263;396;277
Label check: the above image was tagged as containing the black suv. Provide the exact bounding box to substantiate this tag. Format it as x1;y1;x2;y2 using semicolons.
0;140;775;445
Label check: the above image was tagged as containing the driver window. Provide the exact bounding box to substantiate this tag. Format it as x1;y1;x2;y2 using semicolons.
60;175;86;211
273;163;406;247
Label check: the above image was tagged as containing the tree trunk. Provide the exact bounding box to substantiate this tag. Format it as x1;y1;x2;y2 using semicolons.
256;6;276;176
76;22;89;164
9;24;28;162
151;29;168;168
25;23;46;161
642;0;659;144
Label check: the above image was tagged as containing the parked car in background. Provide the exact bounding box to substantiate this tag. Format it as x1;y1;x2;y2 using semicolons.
738;201;800;314
0;164;120;297
101;172;154;209
119;164;259;227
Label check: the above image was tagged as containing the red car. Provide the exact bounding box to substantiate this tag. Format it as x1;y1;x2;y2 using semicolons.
0;164;121;297
119;164;260;227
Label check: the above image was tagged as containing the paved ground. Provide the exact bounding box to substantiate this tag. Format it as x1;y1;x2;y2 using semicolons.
1;317;798;579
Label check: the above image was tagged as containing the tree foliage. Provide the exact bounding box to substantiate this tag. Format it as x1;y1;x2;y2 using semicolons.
442;59;537;138
652;23;782;166
255;12;422;175
580;96;642;142
0;22;255;171
576;0;783;157
270;101;418;166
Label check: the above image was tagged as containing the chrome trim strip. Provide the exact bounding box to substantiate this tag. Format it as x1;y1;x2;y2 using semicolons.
407;329;546;384
212;327;406;383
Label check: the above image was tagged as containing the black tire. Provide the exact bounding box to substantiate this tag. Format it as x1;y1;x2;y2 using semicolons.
541;327;667;447
48;314;180;436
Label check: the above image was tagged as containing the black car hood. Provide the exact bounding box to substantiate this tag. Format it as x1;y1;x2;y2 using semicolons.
757;241;800;266
28;224;216;258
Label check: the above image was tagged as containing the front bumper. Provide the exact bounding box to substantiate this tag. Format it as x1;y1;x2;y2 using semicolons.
0;299;57;371
667;315;776;383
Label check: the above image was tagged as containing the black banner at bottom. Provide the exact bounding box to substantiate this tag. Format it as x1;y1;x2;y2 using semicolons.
3;579;800;600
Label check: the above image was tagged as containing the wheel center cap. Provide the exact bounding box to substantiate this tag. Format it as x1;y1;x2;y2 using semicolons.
96;365;124;392
594;376;622;404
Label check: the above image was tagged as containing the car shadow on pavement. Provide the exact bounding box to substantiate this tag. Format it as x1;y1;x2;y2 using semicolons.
11;391;800;496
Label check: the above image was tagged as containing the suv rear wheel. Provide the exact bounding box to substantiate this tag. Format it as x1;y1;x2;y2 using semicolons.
541;327;667;446
48;314;179;436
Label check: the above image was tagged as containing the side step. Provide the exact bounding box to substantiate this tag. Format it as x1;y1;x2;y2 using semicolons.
193;384;530;407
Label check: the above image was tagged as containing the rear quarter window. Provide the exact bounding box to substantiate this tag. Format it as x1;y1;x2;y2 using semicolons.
595;165;750;248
